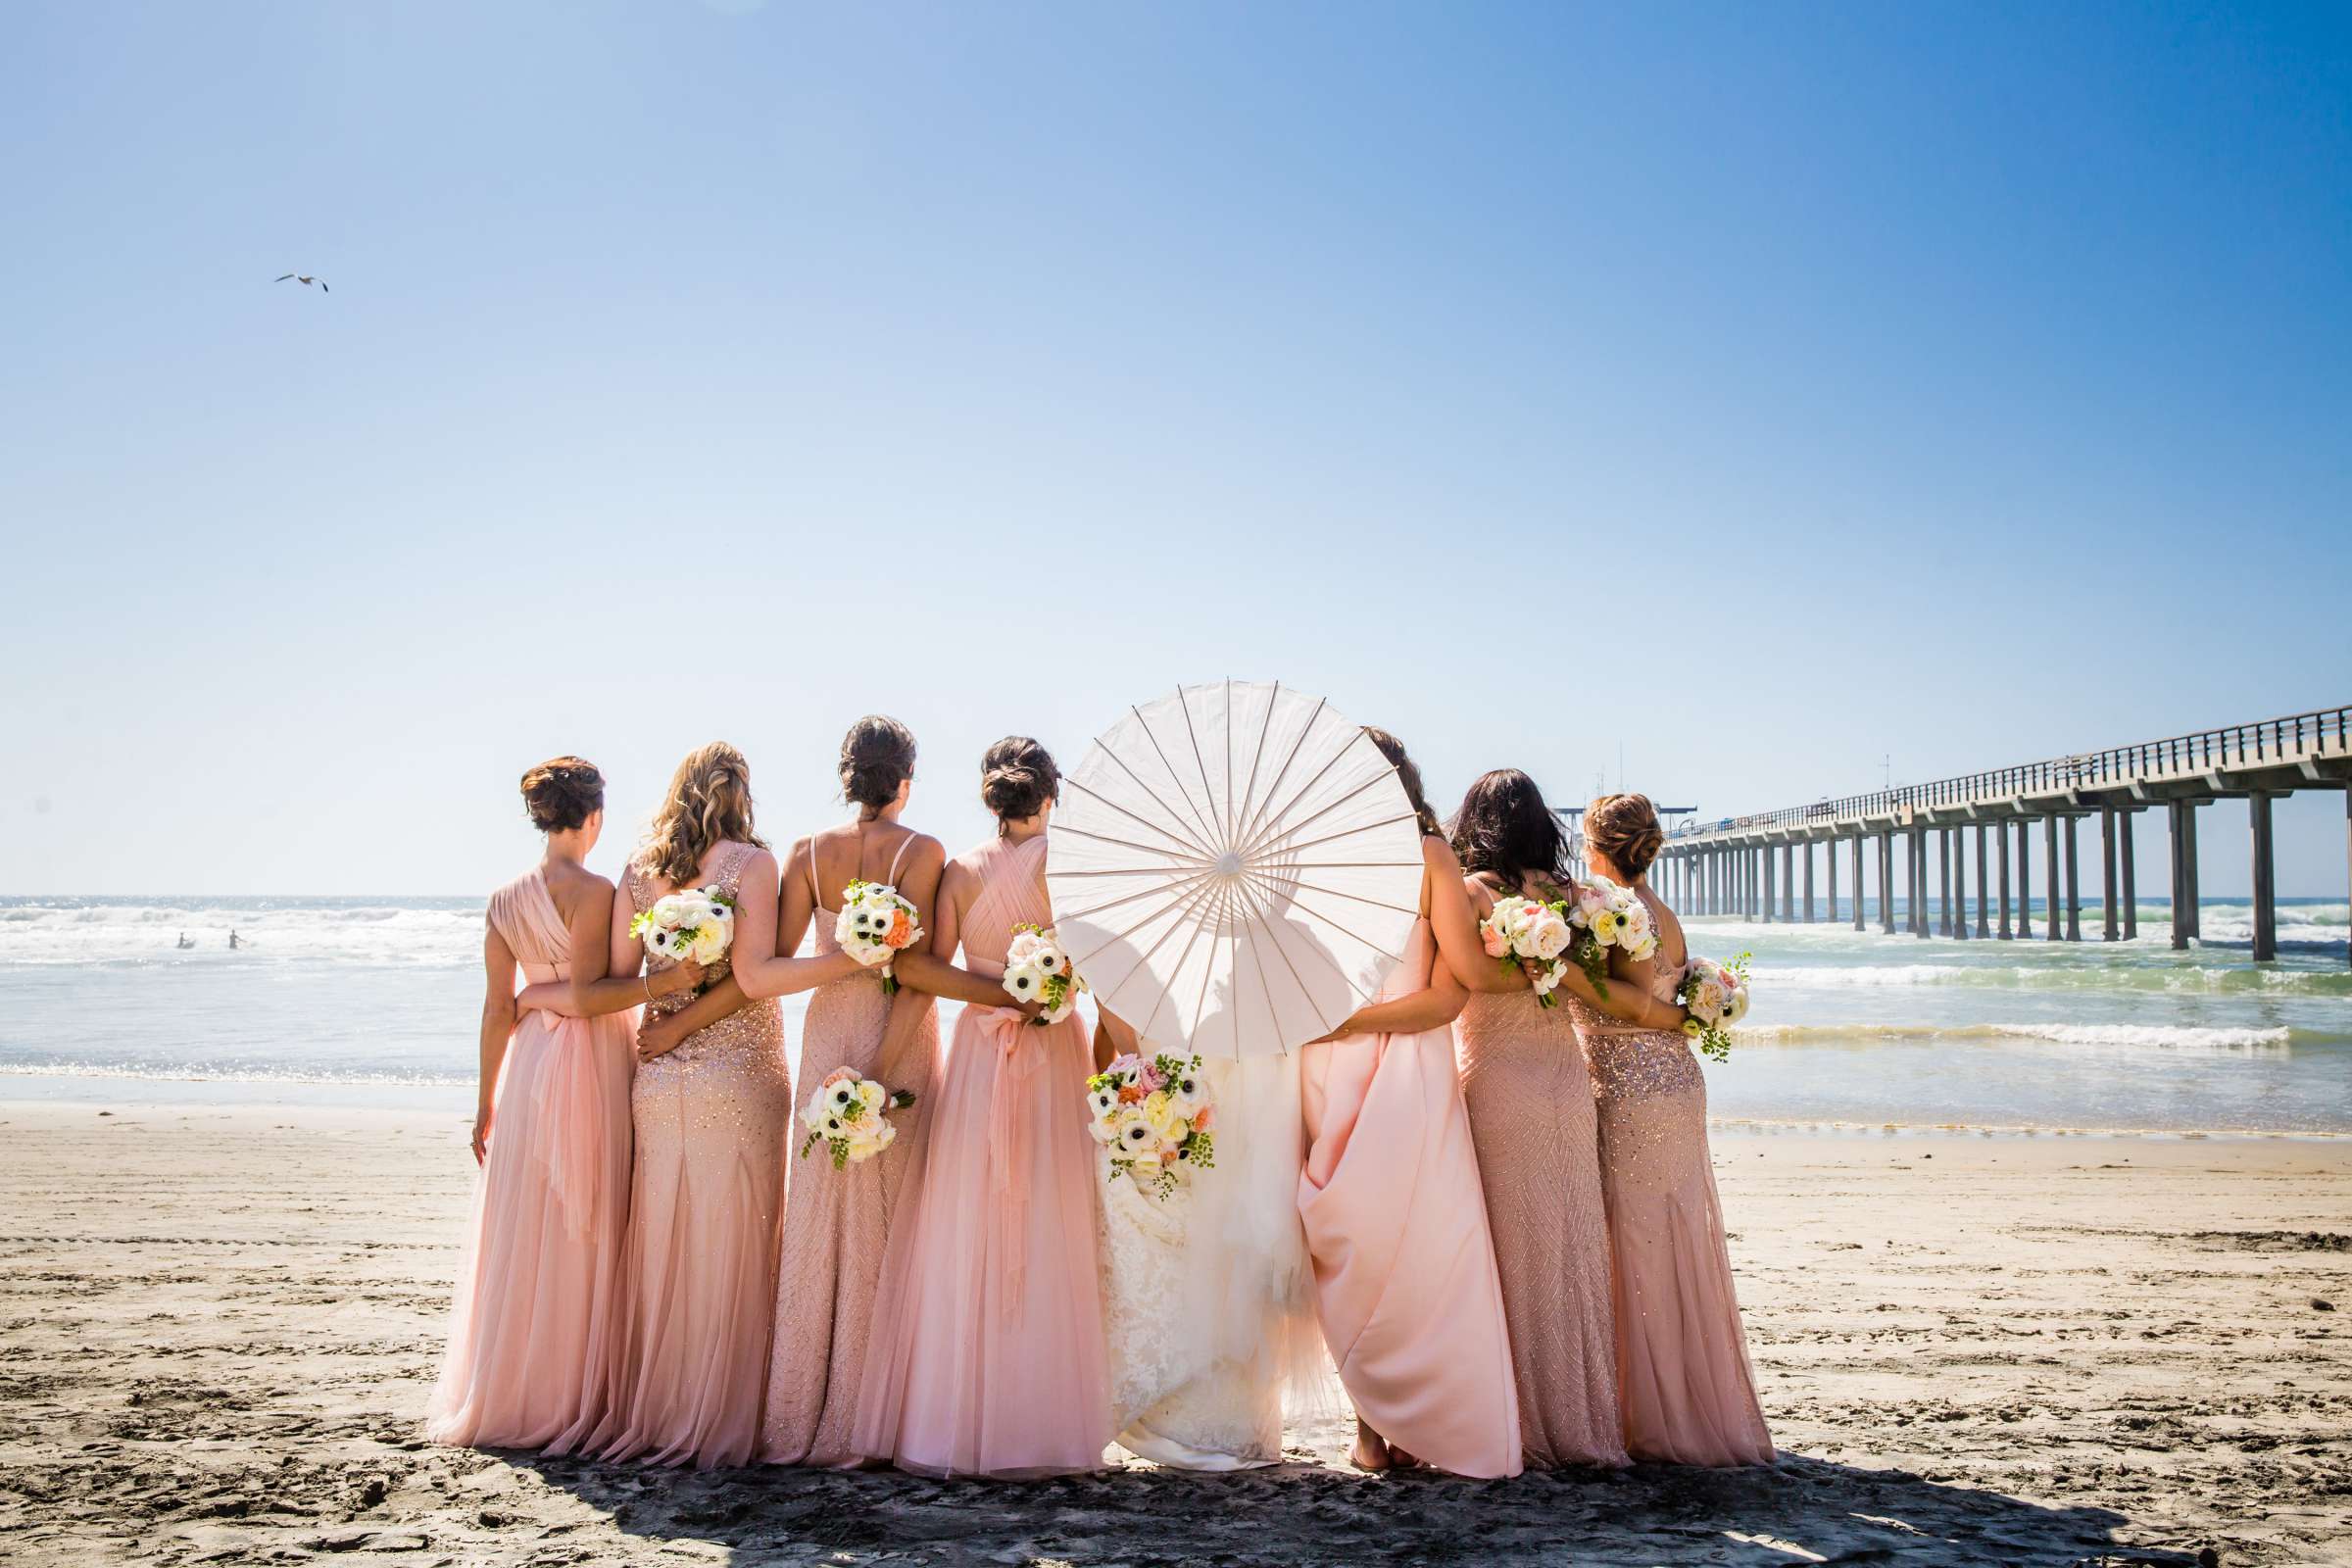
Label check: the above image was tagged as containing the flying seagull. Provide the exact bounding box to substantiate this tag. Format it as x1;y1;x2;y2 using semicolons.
274;273;328;293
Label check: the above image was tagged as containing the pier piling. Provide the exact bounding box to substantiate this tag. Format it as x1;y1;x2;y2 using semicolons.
2250;792;2277;961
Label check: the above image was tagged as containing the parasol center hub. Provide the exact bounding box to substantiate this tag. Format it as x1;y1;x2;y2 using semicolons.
1213;850;1245;877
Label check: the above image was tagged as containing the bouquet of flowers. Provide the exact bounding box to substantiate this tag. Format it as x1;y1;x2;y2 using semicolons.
1085;1052;1214;1198
628;885;734;968
1676;952;1752;1062
1002;923;1086;1025
1479;893;1580;1005
1481;879;1660;1005
835;880;922;993
799;1065;918;1169
1565;876;1659;988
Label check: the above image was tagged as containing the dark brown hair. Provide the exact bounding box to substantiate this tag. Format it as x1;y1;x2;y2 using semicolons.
1448;768;1572;895
519;756;604;833
1585;792;1665;879
839;715;917;814
980;736;1059;824
643;742;765;887
1362;727;1441;839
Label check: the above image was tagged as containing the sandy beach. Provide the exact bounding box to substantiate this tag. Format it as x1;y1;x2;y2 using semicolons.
0;1100;2345;1567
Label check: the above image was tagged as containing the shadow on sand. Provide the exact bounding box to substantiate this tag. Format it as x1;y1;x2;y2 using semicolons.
509;1448;2216;1567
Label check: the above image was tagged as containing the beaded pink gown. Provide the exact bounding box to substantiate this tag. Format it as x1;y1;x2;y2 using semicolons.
1298;915;1521;1478
851;832;1111;1477
760;838;941;1467
1569;964;1775;1467
584;842;792;1470
426;869;635;1451
1454;988;1629;1470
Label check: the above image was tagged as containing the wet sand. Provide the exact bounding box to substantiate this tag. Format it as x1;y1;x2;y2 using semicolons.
1;1099;2346;1566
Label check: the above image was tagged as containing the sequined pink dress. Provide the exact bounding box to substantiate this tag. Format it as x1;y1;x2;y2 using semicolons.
1299;914;1521;1478
426;868;635;1451
760;837;940;1467
1568;951;1775;1467
851;832;1111;1477
1454;988;1629;1470
586;842;792;1470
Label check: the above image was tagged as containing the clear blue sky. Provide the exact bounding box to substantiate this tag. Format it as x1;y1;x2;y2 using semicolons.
3;1;2346;896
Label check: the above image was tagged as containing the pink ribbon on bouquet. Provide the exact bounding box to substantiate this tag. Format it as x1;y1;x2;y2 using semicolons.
972;1003;1043;1314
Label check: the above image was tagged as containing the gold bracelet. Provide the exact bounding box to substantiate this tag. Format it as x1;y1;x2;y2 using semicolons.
643;975;655;1004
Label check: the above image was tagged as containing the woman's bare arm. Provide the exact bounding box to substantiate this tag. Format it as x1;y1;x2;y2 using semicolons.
728;852;869;1000
1311;944;1468;1041
472;921;518;1164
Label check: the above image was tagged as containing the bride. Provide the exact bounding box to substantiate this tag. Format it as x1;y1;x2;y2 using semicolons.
1092;1010;1330;1470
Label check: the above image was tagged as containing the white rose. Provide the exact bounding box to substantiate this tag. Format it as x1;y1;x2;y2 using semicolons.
1526;909;1572;961
1724;988;1750;1025
1006;930;1045;963
856;1079;887;1111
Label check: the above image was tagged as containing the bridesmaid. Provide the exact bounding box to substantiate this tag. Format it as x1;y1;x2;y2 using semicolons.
1448;768;1686;1471
582;742;865;1470
1297;729;1520;1478
656;716;947;1466
852;737;1113;1477
1574;794;1773;1466
428;758;677;1451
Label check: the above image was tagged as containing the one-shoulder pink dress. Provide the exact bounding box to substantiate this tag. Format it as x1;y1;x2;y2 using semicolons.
427;868;635;1451
1298;914;1521;1478
851;832;1111;1478
1570;968;1774;1467
1454;988;1630;1470
588;842;792;1470
760;836;941;1467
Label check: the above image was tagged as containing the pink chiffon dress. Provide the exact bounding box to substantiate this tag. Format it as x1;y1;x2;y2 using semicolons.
851;831;1111;1478
585;841;793;1470
1298;913;1521;1478
1454;987;1630;1470
760;836;941;1467
1568;965;1775;1467
426;868;635;1451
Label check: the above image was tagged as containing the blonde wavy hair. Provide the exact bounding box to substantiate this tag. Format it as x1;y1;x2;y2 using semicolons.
642;742;764;887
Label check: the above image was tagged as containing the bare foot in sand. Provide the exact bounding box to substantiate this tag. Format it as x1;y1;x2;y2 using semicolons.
1350;1418;1419;1472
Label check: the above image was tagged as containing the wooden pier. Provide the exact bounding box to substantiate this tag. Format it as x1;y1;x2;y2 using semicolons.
1658;705;2352;963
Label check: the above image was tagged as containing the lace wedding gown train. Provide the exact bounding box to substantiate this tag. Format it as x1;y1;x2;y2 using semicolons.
1100;1054;1326;1470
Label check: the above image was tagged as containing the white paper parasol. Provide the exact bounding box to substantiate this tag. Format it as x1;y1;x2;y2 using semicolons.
1046;680;1427;1058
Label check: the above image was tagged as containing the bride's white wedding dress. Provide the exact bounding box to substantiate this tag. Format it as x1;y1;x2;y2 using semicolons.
1099;1054;1329;1470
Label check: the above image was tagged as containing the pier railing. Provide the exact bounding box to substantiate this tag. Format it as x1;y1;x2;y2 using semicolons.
1670;704;2352;840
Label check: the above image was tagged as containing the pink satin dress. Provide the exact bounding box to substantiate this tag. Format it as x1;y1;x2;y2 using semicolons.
760;837;941;1467
1454;988;1630;1470
1298;914;1521;1478
851;831;1111;1477
1570;962;1775;1467
587;842;793;1470
426;868;635;1451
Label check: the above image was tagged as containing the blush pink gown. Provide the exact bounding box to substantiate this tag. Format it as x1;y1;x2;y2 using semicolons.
585;842;793;1470
1454;988;1630;1470
760;837;941;1467
1298;915;1521;1478
851;832;1111;1477
426;868;635;1451
1570;968;1775;1467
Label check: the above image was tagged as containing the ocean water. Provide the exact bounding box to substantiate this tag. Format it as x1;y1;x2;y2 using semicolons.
0;894;2346;1134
